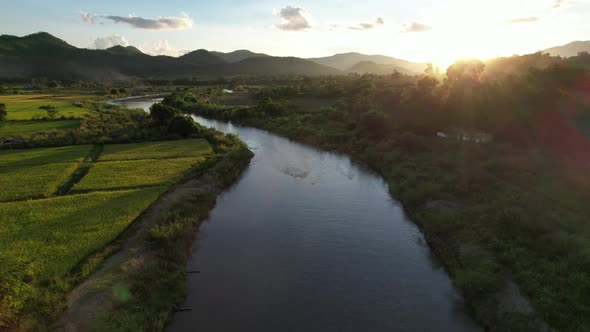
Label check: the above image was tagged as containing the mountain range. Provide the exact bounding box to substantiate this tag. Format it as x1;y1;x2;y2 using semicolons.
542;41;590;58
2;32;587;80
0;32;428;80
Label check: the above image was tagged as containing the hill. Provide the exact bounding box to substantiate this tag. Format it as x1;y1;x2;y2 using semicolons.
179;49;227;65
0;32;339;80
105;45;144;56
211;50;270;63
543;41;590;58
308;52;426;74
346;61;413;75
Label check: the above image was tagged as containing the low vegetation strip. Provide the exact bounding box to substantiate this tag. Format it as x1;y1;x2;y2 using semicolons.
2;93;93;120
99;139;213;161
0;163;80;201
0;145;92;167
57;139;254;332
72;157;206;192
0;187;167;329
0;120;80;136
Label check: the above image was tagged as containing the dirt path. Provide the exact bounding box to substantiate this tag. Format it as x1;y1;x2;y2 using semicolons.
54;158;228;331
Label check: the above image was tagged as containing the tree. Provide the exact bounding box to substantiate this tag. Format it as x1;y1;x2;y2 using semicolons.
0;103;6;121
446;59;486;85
39;105;58;119
149;103;179;126
168;115;197;137
110;89;118;95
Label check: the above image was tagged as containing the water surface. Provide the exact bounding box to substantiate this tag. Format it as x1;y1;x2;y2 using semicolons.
118;98;480;332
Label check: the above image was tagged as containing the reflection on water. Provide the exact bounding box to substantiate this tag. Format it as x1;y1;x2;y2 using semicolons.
120;98;481;332
108;97;164;112
165;115;482;332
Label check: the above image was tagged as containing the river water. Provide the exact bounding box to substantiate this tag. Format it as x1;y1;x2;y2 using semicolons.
120;98;481;332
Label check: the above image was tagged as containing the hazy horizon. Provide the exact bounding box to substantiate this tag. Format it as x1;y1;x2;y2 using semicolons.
2;0;590;67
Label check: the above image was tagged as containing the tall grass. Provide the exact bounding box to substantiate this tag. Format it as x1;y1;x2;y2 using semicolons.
72;157;206;192
99;138;213;161
0;187;167;328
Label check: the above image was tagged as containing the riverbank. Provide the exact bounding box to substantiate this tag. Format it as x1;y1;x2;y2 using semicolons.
179;111;580;331
56;140;253;331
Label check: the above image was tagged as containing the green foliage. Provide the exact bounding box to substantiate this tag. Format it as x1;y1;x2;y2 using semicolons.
38;104;59;119
0;103;6;121
0;187;166;328
167;115;199;138
99;139;213;161
72;157;205;192
0;145;91;167
0;162;79;201
149;103;180;126
0;119;79;136
2;94;92;120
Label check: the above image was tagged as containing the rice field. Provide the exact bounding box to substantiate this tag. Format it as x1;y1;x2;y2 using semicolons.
0;188;166;277
0;120;80;136
0;145;91;167
72;157;205;191
1;94;94;120
0;163;79;201
0;138;214;327
99;139;213;161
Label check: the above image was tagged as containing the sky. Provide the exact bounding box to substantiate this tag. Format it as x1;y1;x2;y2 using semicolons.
1;0;590;66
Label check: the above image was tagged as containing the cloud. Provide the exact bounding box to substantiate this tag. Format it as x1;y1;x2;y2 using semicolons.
275;5;311;31
348;17;385;30
92;35;129;49
505;17;539;23
103;12;193;30
79;11;95;24
402;22;432;33
552;0;565;8
140;40;187;57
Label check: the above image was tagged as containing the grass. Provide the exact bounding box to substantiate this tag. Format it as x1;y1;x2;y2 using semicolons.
0;145;92;167
99;139;213;161
0;137;223;329
288;96;339;112
0;187;167;328
0;163;80;201
72;157;205;192
0;120;80;136
218;91;256;106
1;94;94;120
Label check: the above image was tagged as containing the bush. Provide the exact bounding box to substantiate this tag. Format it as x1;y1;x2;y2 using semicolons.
149;104;180;127
167;115;198;138
0;103;6;121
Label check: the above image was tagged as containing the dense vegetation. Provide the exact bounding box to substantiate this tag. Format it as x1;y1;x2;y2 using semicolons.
0;84;254;331
163;54;590;331
0;137;218;329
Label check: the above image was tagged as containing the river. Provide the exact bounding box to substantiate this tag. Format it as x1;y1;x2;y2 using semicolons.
120;98;481;332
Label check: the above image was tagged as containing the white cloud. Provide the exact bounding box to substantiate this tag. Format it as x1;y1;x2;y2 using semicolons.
140;40;187;57
505;17;539;23
92;35;129;49
553;0;565;8
79;11;95;24
348;17;385;30
274;5;311;31
102;12;193;30
402;22;432;33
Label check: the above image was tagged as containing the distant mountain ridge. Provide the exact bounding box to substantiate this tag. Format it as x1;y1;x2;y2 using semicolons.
308;52;427;74
211;50;270;63
346;61;414;75
0;32;339;79
543;41;590;58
